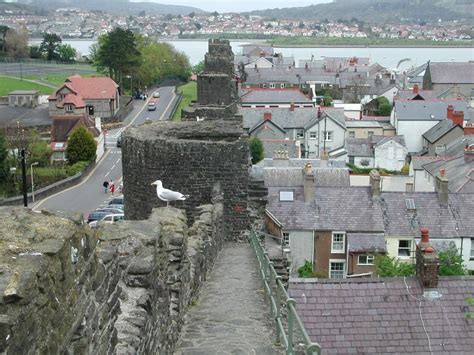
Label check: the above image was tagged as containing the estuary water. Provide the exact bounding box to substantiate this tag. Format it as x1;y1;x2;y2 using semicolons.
31;39;474;70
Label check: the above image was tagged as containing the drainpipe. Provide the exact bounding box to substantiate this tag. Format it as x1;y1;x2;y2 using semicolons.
346;243;350;277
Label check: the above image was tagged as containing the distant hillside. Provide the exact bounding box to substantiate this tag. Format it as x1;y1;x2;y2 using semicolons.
16;0;204;16
246;0;474;24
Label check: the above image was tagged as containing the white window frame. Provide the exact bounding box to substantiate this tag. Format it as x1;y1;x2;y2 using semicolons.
329;260;346;279
357;255;374;265
65;104;73;113
282;232;290;246
279;190;294;202
269;83;276;89
309;131;317;139
324;131;333;142
280;83;285;89
398;239;412;258
470;238;474;260
296;130;304;139
331;232;345;254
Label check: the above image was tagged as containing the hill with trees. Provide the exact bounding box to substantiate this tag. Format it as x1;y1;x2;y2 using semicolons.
17;0;204;16
246;0;473;24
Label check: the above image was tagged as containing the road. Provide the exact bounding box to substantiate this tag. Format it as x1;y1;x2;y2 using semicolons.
33;86;177;217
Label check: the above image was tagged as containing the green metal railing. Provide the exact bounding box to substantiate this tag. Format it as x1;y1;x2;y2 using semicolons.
249;230;321;355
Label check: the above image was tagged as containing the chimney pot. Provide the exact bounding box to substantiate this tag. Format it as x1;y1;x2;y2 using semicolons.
420;228;430;243
447;105;454;119
449;110;464;126
416;228;439;289
439;168;445;177
412;84;419;95
465;144;474;163
290;101;295;112
263;112;272;120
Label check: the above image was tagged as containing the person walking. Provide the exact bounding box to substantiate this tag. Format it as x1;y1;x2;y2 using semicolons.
103;180;109;194
110;181;115;195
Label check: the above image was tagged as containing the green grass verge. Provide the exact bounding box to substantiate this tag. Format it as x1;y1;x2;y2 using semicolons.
0;76;55;96
23;72;99;87
172;81;197;121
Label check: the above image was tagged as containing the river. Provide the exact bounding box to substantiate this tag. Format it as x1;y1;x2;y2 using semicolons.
30;39;474;70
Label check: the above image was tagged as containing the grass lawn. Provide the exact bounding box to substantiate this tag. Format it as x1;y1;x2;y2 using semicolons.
173;81;197;121
23;72;98;87
0;76;55;96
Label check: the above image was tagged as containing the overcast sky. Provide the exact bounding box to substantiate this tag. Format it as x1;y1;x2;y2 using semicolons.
131;0;332;12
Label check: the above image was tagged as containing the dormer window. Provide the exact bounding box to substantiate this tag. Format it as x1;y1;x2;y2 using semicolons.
279;190;294;201
65;104;73;113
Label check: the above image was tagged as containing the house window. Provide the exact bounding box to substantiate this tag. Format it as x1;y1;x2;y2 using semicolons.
358;255;374;265
279;190;294;201
65;104;73;113
398;240;411;258
296;130;304;139
270;83;276;89
282;232;290;246
331;232;345;253
368;131;374;137
280;83;285;89
470;238;474;260
324;131;333;142
329;261;345;279
349;131;355;138
309;131;317;139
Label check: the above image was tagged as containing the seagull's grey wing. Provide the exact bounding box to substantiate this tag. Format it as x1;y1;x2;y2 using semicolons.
159;189;185;201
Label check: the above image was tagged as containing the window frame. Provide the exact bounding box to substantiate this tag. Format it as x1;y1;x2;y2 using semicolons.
329;260;346;279
398;239;412;258
309;131;317;139
470;238;474;260
296;129;304;139
282;232;290;246
279;190;294;202
324;131;333;142
331;232;345;254
357;255;374;265
65;104;74;113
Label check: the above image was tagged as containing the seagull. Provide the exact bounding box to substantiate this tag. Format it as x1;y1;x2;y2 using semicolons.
151;180;189;206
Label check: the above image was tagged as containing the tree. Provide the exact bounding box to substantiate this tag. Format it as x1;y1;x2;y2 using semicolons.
438;247;465;276
5;27;29;59
0;25;10;55
29;45;42;59
192;60;204;74
349;75;369;103
58;44;77;63
0;133;10;183
93;27;141;84
39;33;62;61
249;137;264;165
27;130;52;167
378;103;392;116
323;95;333;107
374;256;415;277
66;126;96;165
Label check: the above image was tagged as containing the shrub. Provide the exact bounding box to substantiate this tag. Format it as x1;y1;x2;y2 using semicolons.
374;255;415;277
65;161;90;176
323;95;333;107
298;260;314;278
401;164;410;175
438;247;465;276
378;103;392;116
249;137;264;164
66;126;96;165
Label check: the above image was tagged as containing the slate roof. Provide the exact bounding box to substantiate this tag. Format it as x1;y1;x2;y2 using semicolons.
8;90;39;95
410;156;443;170
240;107;317;130
444;134;474;157
347;233;386;253
379;192;474;237
345;120;383;129
345;137;374;157
240;88;312;104
374;135;406;148
50;114;100;142
422;119;460;144
289;276;474;354
240;44;274;56
0;106;50;128
267;186;385;232
244;67;338;85
394;100;468;121
397;89;439;101
260;139;298;159
422;155;474;193
261;167;350;188
427;62;474;84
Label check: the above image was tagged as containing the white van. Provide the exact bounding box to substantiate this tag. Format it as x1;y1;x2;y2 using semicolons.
148;102;156;111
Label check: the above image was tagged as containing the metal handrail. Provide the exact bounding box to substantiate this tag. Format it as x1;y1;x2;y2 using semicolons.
249;230;321;355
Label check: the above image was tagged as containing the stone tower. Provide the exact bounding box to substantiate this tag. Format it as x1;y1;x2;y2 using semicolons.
182;39;238;120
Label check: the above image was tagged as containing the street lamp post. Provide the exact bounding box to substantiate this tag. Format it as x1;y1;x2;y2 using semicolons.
126;75;133;97
30;162;39;203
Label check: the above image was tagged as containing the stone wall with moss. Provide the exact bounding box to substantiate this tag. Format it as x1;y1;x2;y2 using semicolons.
0;200;223;353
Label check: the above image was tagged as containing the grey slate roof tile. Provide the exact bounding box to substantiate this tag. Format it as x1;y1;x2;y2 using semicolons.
394;100;468;121
289;276;474;354
422;155;474;193
428;62;474;84
422;119;459;144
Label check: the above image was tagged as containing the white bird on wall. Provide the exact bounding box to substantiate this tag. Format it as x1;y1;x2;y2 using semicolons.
151;180;189;206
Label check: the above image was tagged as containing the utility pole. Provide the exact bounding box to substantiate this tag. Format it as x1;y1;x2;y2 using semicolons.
20;148;27;207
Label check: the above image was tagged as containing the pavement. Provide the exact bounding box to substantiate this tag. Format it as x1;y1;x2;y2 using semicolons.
32;86;177;217
175;243;280;355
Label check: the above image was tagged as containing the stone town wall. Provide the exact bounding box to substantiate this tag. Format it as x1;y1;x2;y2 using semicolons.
0;201;223;354
122;120;250;241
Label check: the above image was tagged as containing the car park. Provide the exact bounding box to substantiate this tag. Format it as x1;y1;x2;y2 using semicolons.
109;196;124;205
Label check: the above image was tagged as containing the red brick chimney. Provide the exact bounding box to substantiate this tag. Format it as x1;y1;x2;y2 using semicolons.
416;228;439;289
446;105;454;120
450;111;464;127
464;123;474;136
465;144;474;163
263;112;272;121
290;101;295;112
412;84;419;95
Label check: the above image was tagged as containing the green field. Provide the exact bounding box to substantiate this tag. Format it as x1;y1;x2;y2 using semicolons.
0;76;55;96
173;81;197;121
23;72;98;87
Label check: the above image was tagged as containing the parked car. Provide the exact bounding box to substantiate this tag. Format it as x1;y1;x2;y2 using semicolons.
117;135;122;148
153;91;160;98
95;207;124;214
89;213;124;227
106;204;124;210
109;196;124;205
86;211;110;224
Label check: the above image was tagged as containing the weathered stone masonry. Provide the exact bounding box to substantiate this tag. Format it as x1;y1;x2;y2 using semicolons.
122;119;250;241
0;200;223;354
